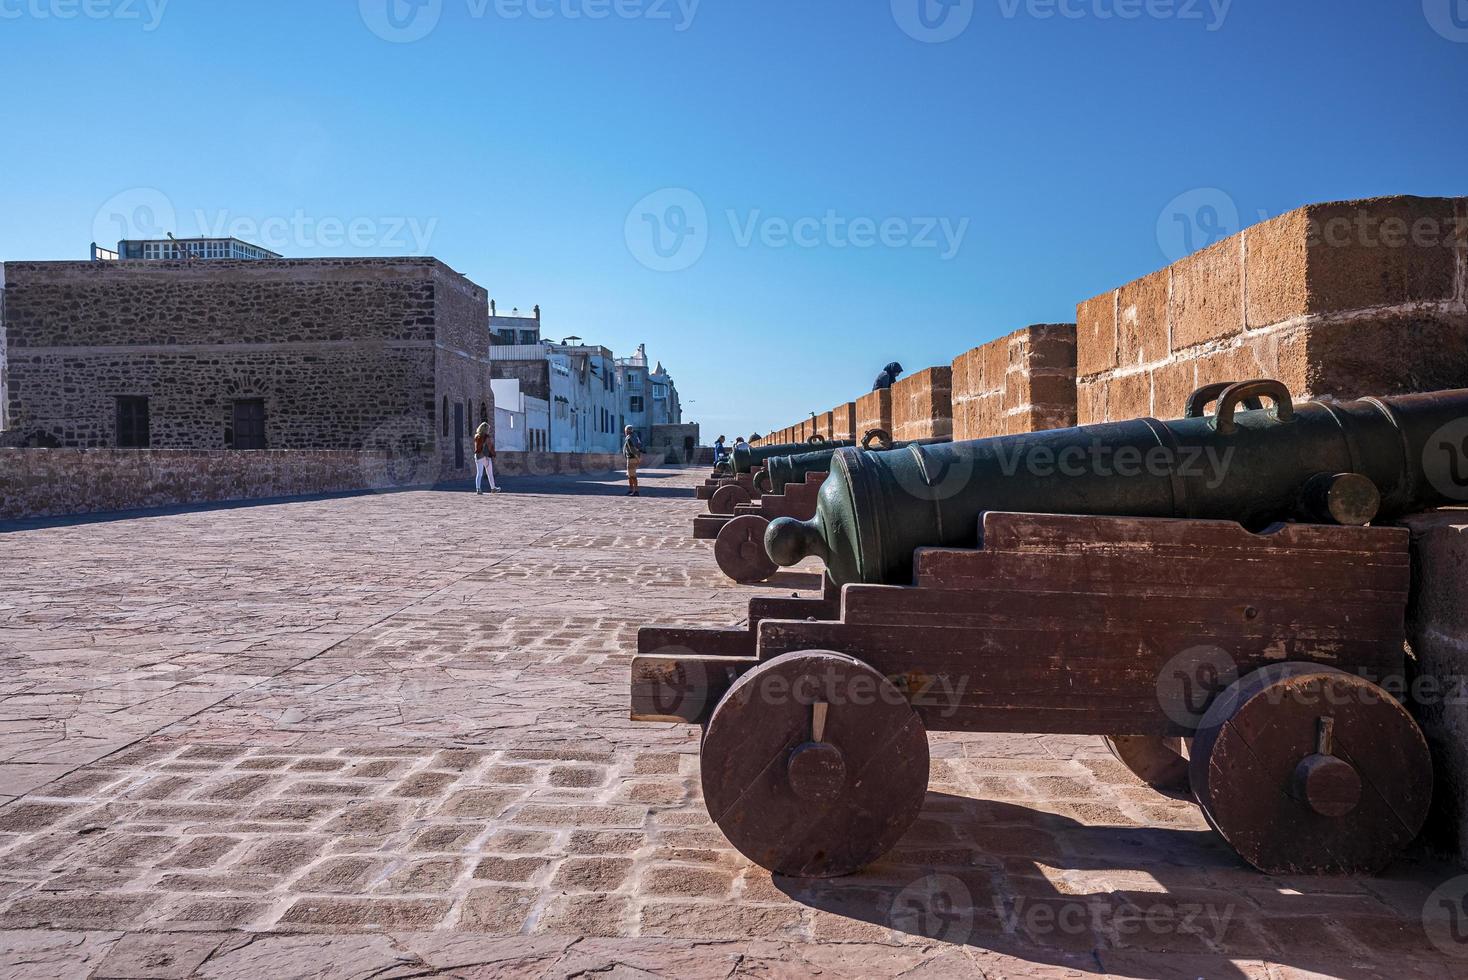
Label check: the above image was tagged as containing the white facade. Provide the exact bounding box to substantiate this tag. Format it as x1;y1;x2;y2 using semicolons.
490;378;550;452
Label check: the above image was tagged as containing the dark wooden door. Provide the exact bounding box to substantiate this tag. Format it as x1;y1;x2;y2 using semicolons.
454;403;465;469
234;399;267;450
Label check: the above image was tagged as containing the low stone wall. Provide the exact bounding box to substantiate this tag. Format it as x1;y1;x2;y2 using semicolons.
1396;510;1468;864
1076;195;1468;423
0;448;433;521
952;324;1078;440
492;451;664;478
831;402;857;442
891;367;954;442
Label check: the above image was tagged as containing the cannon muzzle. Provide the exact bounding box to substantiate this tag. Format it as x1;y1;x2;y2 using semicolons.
765;382;1468;586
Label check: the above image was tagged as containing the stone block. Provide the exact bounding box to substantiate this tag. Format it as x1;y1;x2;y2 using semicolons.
856;389;892;439
1172;237;1242;351
891;367;953;442
1117;268;1170;367
1076;291;1118;378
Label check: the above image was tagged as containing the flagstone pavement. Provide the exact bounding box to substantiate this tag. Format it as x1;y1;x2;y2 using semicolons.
0;466;1465;979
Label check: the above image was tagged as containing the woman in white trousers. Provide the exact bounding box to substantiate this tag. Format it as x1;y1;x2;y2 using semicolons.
473;422;501;494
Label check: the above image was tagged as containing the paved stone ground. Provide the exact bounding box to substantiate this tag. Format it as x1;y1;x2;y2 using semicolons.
1;466;1465;979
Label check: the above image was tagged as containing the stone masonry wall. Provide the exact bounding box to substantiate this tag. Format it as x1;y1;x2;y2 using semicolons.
832;402;857;442
432;264;494;480
891;367;953;443
2;258;491;483
0;448;432;521
1076;196;1468;423
856;389;892;441
952;324;1078;441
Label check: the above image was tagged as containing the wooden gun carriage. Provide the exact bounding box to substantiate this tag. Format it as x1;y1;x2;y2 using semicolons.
692;472;828;583
631;510;1431;879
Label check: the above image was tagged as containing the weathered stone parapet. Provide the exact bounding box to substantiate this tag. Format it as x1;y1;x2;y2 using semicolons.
0;448;434;521
856;388;892;441
1076;196;1468;423
891;367;953;443
493;451;664;477
831;402;857;442
1395;509;1468;866
951;324;1077;441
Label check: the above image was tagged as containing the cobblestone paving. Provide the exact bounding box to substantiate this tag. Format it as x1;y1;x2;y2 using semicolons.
1;468;1465;978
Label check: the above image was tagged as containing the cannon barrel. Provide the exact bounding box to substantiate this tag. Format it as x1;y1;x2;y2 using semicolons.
766;382;1468;586
764;436;952;495
730;437;853;475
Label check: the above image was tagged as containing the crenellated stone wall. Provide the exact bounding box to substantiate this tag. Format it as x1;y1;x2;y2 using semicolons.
1075;196;1468;423
951;324;1077;441
891;367;953;443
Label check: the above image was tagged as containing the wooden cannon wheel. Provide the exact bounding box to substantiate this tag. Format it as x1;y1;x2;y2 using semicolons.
1103;736;1191;795
713;515;778;584
701;650;929;878
709;483;753;516
1189;663;1432;875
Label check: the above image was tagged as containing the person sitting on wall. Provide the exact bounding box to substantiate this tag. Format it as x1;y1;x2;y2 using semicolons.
873;362;904;391
623;425;643;497
474;422;502;495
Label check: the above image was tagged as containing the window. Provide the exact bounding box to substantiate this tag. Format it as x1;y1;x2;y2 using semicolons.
653;383;667;400
116;396;150;448
481;402;488;425
629;396;644;413
233;399;267;450
442;396;449;437
627;373;643;391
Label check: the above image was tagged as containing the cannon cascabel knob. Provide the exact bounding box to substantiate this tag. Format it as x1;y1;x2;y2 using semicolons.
767;517;828;567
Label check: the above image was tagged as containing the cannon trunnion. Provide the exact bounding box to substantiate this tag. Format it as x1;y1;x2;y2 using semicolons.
632;510;1429;879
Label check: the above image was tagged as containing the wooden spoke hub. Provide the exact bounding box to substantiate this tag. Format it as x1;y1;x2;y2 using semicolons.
713;515;777;584
1189;663;1431;875
700;651;929;878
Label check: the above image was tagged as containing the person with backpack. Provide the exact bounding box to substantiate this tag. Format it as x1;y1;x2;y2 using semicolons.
474;422;502;495
623;425;643;497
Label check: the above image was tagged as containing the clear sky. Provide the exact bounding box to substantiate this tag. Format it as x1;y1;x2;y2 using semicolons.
1;1;1464;437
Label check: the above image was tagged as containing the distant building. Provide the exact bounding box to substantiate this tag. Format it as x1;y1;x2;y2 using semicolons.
96;237;282;262
488;305;620;454
616;344;684;446
489;301;541;346
1;257;492;480
490;378;549;452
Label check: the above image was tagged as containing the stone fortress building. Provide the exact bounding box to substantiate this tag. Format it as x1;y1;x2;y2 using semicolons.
0;257;494;481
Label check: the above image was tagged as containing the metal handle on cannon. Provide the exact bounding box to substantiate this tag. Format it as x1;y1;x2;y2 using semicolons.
1184;381;1263;420
807;433;827;445
1211;380;1295;436
861;429;895;451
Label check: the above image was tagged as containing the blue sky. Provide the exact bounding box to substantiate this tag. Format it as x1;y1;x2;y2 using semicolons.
1;0;1465;437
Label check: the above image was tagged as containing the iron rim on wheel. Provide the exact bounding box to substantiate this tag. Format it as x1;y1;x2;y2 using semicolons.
700;650;929;878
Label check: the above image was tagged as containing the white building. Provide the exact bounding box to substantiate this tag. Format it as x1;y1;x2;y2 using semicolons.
490;378;549;452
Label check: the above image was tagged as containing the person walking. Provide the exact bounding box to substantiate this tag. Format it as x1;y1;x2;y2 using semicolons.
473;422;502;495
623;425;643;497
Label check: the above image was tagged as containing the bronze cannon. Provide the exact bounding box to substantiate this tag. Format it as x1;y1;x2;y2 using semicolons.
632;381;1461;880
